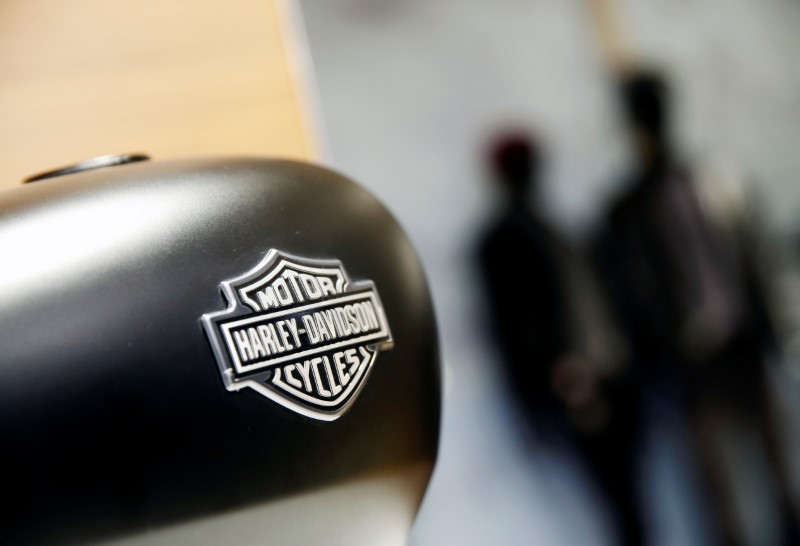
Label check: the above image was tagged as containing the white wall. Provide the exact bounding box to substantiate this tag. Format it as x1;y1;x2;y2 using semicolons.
296;1;800;543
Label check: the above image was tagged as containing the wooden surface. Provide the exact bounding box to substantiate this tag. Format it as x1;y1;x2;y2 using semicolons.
0;0;312;187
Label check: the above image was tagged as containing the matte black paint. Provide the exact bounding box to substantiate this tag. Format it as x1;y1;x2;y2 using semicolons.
0;158;440;543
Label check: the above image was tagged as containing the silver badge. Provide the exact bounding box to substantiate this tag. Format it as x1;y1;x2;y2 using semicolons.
202;250;393;421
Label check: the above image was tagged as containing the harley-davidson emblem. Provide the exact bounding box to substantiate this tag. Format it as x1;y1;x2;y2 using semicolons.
202;250;393;421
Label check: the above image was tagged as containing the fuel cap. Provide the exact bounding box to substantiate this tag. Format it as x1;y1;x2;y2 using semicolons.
23;153;150;184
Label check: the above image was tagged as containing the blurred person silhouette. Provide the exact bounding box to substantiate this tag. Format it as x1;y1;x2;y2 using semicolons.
477;132;646;546
593;69;798;545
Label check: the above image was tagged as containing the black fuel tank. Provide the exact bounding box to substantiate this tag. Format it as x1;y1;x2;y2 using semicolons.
0;157;440;544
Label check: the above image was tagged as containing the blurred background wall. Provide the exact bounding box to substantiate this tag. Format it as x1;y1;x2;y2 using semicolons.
296;0;800;544
0;0;313;186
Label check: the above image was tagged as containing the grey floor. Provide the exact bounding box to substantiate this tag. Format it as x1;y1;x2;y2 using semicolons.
295;1;800;543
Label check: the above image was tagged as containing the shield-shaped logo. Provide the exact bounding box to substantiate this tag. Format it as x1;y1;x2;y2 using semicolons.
202;250;393;421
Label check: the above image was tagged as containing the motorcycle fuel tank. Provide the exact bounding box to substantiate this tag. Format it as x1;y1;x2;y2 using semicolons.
0;156;440;544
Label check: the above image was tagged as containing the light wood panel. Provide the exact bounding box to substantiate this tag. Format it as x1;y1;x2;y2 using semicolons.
0;0;311;187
